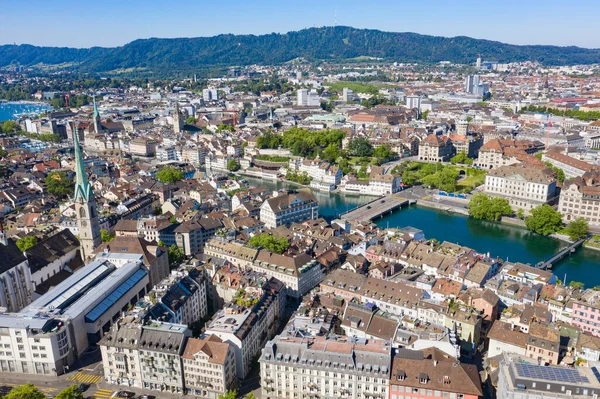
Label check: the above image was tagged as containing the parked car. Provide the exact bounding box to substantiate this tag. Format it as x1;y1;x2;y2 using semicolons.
115;392;135;398
78;383;89;392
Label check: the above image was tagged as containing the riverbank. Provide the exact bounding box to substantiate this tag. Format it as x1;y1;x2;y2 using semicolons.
416;198;469;216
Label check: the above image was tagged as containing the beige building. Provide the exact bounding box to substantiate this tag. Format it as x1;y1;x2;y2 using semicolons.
484;165;557;213
260;191;319;229
418;134;453;162
181;335;237;398
559;169;600;227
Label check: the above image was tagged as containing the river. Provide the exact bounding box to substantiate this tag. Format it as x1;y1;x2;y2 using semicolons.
0;101;53;121
242;175;600;287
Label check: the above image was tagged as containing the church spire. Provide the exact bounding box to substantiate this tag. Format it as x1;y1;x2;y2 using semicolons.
73;125;93;202
93;96;100;119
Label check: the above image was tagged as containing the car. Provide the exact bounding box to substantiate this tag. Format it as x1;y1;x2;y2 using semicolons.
78;383;89;392
137;396;155;399
116;392;136;398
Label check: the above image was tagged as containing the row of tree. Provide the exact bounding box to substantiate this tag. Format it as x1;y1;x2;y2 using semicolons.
1;384;83;399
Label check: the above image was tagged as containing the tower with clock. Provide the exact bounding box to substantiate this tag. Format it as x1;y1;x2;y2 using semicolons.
73;125;101;260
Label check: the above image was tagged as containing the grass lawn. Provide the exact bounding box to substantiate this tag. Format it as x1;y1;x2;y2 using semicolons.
456;175;486;192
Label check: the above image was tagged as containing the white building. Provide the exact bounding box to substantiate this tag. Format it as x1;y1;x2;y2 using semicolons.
297;158;343;190
259;191;319;229
484;165;557;213
297;89;320;106
260;335;392;399
0;234;33;312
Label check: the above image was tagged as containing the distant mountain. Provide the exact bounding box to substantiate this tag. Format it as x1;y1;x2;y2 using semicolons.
1;27;598;73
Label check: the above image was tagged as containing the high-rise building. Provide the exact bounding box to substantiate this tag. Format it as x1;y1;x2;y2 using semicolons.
297;89;308;106
476;55;482;68
405;95;421;112
74;126;101;261
173;102;183;134
342;87;354;102
465;75;480;94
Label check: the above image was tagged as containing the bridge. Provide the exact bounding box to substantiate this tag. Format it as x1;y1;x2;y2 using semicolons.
536;238;586;269
338;194;412;222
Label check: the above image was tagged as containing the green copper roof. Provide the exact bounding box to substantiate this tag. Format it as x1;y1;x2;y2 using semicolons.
93;97;100;119
73;126;93;202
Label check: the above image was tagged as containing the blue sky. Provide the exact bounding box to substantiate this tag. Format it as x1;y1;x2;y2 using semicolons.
2;0;599;48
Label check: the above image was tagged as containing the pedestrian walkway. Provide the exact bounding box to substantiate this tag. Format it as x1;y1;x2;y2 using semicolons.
92;388;114;398
66;371;103;384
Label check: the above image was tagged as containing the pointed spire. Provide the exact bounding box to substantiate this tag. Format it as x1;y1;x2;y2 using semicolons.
73;124;93;202
93;97;100;119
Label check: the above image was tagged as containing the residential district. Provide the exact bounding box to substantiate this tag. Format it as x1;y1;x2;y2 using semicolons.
1;59;600;399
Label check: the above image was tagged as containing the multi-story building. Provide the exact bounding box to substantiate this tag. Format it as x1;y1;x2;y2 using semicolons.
559;169;600;227
297;89;320;106
138;321;191;394
0;233;33;312
150;270;207;325
572;293;600;337
204;278;285;379
297;159;343;190
497;353;600;399
260;191;319;229
260;335;392;399
525;324;560;365
476;139;544;169
389;349;482;399
100;321;143;388
418;134;453;162
174;217;223;256
181;335;237;398
252;250;322;298
343;173;402;196
543;150;594;179
484;165;557;213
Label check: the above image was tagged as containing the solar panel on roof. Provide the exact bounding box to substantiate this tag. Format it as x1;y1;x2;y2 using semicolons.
515;363;589;384
85;269;147;323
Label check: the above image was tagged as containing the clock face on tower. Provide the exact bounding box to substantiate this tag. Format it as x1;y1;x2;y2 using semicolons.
81;221;87;227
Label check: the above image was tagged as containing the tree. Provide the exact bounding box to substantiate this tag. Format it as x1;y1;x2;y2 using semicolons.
249;233;290;254
517;208;525;220
5;384;45;399
565;217;589;240
100;229;115;243
168;244;185;265
2;120;21;134
468;193;512;222
347;137;373;157
227;159;241;172
401;171;418;186
185;116;197;125
216;124;235;132
570;281;585;290
0;147;7;158
246;393;257;399
450;151;473;165
16;236;38;252
372;144;395;162
156;166;184;183
45;171;74;198
169;216;178;224
525;204;563;235
322;143;339;163
420;110;430;120
218;389;238;399
55;385;85;399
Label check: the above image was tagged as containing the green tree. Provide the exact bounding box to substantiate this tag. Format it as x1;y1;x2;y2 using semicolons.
216;124;235;132
55;385;85;399
168;244;185;265
249;233;290;254
372;144;395;162
246;393;257;399
347;137;373;157
525;204;563;235
468;193;512;221
16;236;38;252
169;216;178;224
2;120;21;134
570;281;585;290
218;389;238;399
544;162;565;183
517;208;525;220
5;384;45;399
45;171;74;198
0;147;7;158
100;229;115;243
565;217;589;240
401;171;418;186
185;116;198;125
322;143;339;163
227;159;241;172
420;110;430;120
450;151;473;165
156;166;184;183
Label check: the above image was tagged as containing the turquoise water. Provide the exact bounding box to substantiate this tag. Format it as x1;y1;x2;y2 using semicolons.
0;102;53;121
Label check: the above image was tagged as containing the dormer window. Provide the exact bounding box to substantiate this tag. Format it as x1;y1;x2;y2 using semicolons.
419;372;428;384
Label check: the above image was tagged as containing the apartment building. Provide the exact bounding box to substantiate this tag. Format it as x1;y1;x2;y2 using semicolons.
204;278;286;378
497;353;600;399
525;324;560;365
252;250;322;298
0;235;33;312
343;172;402;196
100;322;143;388
297;158;343;190
484;165;557;213
476;138;544;169
543;150;594;179
418;134;453;162
174;217;223;256
559;169;600;227
260;191;319;229
150;270;207;325
389;349;482;399
260;335;392;399
181;335;237;398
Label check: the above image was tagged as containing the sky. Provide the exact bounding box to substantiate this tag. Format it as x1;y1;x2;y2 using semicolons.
2;0;600;48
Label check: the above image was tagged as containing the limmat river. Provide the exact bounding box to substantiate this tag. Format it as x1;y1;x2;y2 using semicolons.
242;176;600;287
0;101;53;121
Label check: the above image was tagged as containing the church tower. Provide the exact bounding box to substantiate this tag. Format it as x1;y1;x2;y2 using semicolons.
93;97;102;134
173;102;183;134
73;125;101;260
